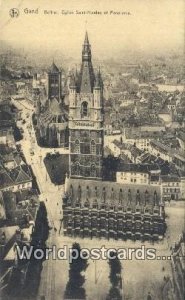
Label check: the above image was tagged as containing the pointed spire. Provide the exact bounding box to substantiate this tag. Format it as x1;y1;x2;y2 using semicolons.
84;31;89;44
49;61;59;73
69;73;76;89
94;67;103;89
82;31;91;63
94;70;101;89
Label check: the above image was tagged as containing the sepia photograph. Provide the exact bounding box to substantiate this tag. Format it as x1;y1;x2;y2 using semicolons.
0;0;184;299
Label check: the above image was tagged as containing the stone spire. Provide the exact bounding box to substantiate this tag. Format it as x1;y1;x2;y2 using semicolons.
78;32;95;93
69;73;77;89
84;31;89;45
94;68;102;89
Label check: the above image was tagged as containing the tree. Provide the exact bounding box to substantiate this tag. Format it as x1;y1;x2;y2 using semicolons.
108;252;122;287
31;201;49;246
13;125;23;141
106;286;122;300
64;243;88;299
107;251;122;300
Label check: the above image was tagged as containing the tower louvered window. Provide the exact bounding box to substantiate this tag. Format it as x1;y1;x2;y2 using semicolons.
81;101;88;117
91;140;96;154
75;139;80;153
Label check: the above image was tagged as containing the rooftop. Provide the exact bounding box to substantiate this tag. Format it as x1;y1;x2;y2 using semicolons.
0;164;32;189
48;62;60;73
64;178;162;211
161;175;181;183
117;163;160;174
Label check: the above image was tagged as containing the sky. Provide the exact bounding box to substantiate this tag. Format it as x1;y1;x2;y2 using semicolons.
0;0;184;59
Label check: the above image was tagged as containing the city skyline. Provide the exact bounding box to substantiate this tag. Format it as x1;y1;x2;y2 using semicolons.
0;0;184;60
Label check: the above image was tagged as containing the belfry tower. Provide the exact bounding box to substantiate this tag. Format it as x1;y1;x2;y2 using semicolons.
68;32;104;180
47;62;62;104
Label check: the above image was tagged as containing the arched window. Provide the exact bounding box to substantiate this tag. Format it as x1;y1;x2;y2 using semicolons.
77;185;81;201
102;187;106;203
145;190;149;205
81;101;88;117
75;139;80;153
91;140;96;154
119;189;123;205
136;190;140;205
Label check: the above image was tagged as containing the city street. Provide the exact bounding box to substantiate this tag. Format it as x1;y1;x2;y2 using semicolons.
13;99;184;300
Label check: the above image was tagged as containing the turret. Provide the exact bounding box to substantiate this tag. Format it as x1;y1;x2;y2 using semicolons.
69;73;77;111
82;31;91;62
93;68;103;109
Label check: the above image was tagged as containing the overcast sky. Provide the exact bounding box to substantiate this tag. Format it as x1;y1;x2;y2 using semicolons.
0;0;184;58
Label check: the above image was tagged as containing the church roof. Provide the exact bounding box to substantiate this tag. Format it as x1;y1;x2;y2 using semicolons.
48;62;60;73
64;178;162;212
49;98;63;115
39;100;68;125
78;62;95;93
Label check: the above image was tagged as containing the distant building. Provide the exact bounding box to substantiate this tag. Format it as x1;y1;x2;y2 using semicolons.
108;140;143;162
2;189;39;225
0;191;6;221
149;140;173;162
161;175;181;201
116;163;161;186
176;130;185;151
122;128;163;151
0;164;32;193
172;153;185;172
36;62;69;147
0;128;14;147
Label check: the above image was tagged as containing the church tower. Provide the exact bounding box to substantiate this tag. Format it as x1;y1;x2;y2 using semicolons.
47;62;62;103
68;32;104;180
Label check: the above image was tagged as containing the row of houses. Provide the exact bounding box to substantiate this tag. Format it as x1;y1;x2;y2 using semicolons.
107;139;184;200
0;101;39;226
0;100;41;293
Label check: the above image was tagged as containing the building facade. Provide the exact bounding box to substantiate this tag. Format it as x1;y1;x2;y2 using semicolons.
63;32;166;241
161;175;181;201
36;62;69;148
68;32;104;180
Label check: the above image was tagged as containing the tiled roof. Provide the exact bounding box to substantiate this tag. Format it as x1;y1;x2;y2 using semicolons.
161;175;180;183
177;130;185;142
10;165;32;183
64;178;162;210
0;165;32;189
124;128;163;139
113;140;143;156
39;101;68;125
117;163;160;173
0;168;14;188
78;61;95;93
